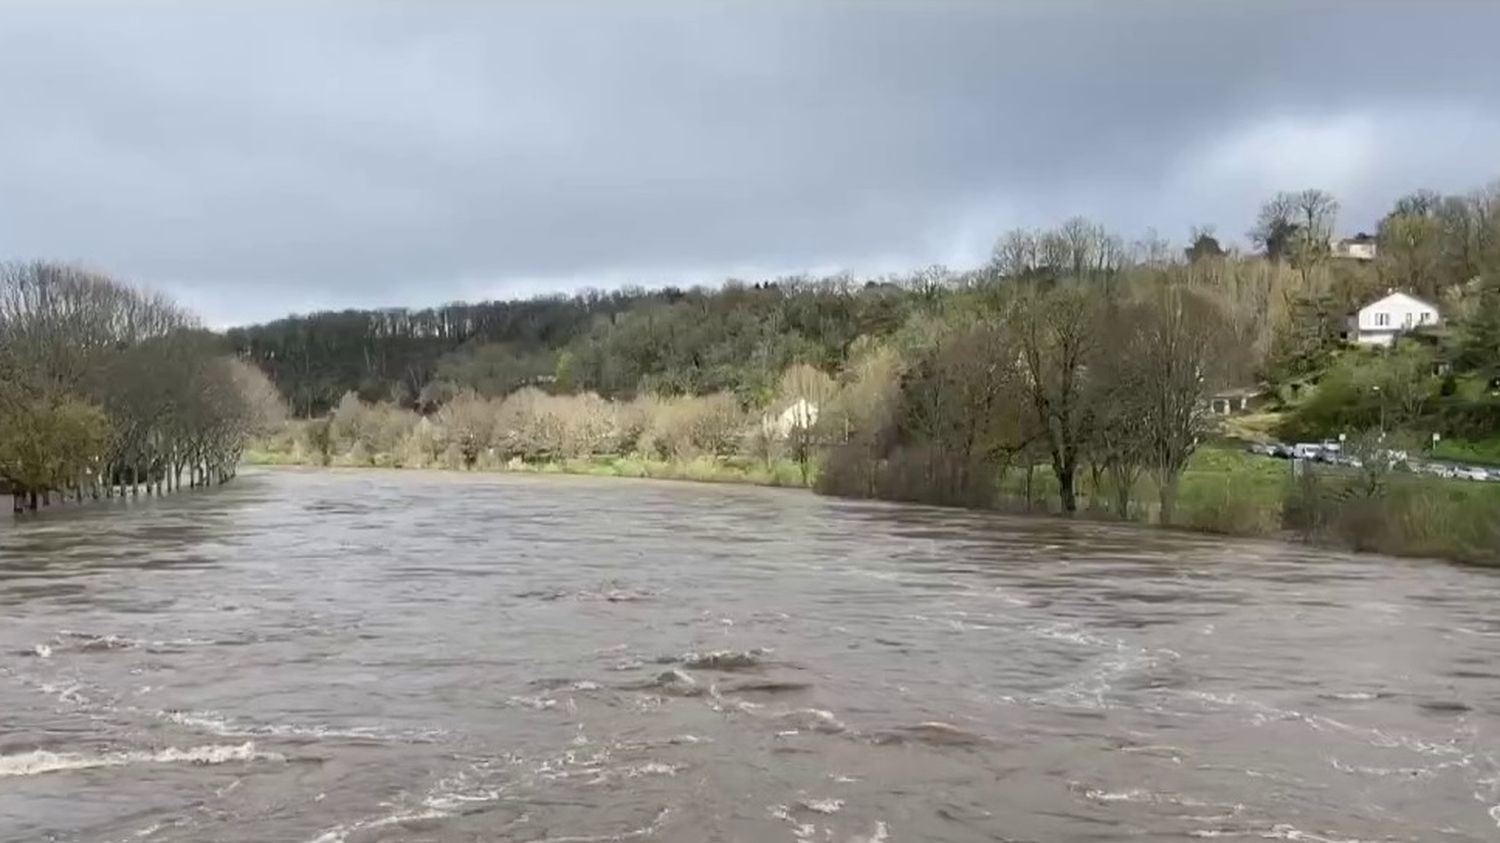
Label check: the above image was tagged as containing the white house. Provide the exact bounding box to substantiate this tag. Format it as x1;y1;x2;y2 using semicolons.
761;398;819;439
1331;234;1378;261
1347;291;1440;347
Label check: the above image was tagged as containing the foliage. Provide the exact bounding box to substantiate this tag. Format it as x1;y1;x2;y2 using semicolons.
1;261;279;507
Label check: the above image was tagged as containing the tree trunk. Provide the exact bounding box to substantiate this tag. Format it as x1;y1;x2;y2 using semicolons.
1114;473;1131;519
28;490;38;511
12;492;22;514
1054;461;1077;514
1159;473;1181;526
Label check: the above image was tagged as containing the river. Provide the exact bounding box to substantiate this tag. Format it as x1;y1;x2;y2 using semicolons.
2;468;1498;842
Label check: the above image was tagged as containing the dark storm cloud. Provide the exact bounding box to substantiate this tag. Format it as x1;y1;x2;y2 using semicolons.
2;1;1497;325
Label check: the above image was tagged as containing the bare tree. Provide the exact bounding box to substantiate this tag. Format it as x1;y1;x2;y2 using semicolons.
1131;283;1226;524
439;389;496;468
1250;193;1300;262
991;229;1039;280
898;322;1026;505
1011;285;1099;513
1291;189;1339;278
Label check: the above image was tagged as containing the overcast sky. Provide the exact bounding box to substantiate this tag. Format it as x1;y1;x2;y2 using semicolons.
2;2;1498;326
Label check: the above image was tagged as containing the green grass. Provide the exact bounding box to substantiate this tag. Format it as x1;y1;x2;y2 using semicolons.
1432;437;1500;467
996;446;1289;532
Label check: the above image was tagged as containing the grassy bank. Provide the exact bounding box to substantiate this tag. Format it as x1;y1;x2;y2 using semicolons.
993;446;1289;532
249;442;1500;566
1432;437;1500;467
822;443;1500;566
243;448;808;488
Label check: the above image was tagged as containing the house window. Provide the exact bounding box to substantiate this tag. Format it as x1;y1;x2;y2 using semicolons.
1419;312;1431;324
1374;312;1390;327
1404;312;1414;328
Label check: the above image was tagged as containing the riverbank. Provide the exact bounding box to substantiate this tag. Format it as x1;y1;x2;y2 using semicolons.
244;445;1500;566
244;449;809;488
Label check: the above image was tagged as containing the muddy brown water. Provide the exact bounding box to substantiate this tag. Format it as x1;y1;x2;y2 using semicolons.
2;468;1499;842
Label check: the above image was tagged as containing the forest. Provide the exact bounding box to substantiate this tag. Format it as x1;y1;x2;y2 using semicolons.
229;184;1500;424
0;262;284;512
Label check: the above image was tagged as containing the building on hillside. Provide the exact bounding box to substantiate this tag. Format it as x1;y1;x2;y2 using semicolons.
1346;291;1440;347
1208;387;1258;416
761;398;819;439
1331;233;1378;261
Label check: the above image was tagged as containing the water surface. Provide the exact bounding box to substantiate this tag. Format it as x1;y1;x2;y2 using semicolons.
3;468;1499;841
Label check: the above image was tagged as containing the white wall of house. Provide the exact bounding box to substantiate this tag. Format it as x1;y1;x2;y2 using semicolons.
762;399;819;439
1349;292;1440;346
1331;238;1377;260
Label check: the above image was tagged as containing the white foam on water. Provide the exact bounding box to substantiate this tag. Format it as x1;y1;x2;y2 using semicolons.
800;798;844;814
623;761;681;777
1180;690;1469;759
0;742;274;778
32;644;52;658
528;806;672;842
38;681;96;707
306;808;447;843
1084;787;1155;802
768;805;818;840
1189;824;1383;842
161;710;446;743
1328;757;1447;779
1260;824;1377;842
1032;621;1116;645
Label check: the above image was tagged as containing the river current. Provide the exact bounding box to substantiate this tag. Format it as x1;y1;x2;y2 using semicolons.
2;468;1498;841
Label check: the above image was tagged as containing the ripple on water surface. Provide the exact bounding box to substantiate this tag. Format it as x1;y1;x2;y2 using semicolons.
1;469;1499;841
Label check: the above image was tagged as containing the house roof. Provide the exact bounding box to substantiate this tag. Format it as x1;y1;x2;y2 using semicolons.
1355;290;1439;314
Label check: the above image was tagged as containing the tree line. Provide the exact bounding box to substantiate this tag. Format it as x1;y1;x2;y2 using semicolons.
229;181;1500;420
0;262;284;512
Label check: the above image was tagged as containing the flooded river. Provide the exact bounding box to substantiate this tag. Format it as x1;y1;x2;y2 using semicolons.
3;469;1499;842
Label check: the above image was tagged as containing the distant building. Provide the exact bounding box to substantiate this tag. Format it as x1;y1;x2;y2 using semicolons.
1208;387;1258;416
1347;291;1440;347
761;399;819;439
1331;233;1378;261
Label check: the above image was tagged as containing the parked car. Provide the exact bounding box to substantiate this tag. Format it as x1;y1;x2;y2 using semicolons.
1293;443;1324;460
1455;467;1490;482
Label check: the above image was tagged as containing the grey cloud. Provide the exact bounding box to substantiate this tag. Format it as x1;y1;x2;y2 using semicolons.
1;1;1497;325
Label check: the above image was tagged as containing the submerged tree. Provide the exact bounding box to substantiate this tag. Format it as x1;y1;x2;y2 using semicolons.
0;261;273;508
